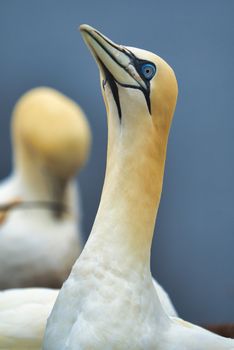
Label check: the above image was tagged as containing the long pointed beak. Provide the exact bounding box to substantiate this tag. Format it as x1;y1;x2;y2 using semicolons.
79;24;146;90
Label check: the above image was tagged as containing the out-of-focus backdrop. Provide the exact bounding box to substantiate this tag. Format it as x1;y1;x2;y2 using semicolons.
0;0;233;323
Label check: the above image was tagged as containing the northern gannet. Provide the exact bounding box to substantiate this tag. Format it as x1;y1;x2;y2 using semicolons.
43;25;234;350
0;87;91;289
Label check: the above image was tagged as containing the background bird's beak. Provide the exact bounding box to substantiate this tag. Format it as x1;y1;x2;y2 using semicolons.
80;24;146;90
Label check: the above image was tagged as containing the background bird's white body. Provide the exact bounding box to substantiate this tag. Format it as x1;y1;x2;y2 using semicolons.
0;173;81;289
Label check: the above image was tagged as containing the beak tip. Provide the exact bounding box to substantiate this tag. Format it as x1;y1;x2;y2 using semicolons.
79;24;93;34
79;24;85;32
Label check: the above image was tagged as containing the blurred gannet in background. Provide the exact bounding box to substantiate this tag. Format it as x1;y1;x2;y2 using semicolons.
0;87;91;289
42;25;234;349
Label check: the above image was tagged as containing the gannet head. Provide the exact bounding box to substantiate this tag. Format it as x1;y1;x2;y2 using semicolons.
12;87;91;180
80;25;178;141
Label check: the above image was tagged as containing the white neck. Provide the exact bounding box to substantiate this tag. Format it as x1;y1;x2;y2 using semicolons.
80;97;170;323
12;147;76;217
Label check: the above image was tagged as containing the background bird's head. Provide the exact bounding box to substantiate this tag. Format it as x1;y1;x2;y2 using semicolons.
12;87;91;181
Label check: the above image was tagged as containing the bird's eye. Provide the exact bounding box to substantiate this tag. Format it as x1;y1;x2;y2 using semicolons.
141;63;156;80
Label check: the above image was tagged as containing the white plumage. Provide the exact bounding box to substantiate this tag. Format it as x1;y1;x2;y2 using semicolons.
0;288;58;349
0;280;175;349
152;279;177;317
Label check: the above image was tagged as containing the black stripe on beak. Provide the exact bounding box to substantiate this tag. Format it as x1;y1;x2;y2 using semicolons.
82;28;152;119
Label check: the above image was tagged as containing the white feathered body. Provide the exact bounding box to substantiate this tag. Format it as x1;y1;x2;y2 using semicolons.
43;249;165;350
0;174;82;289
0;288;58;350
43;244;234;350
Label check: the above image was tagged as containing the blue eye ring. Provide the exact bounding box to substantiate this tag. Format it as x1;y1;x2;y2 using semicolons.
141;63;156;80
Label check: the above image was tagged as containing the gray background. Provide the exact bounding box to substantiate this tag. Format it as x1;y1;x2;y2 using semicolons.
0;0;233;324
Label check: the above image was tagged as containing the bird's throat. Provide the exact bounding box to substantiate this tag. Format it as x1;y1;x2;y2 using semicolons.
13;148;72;218
85;115;169;270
